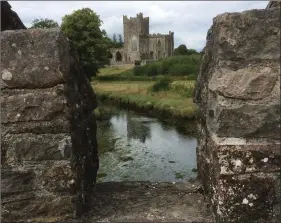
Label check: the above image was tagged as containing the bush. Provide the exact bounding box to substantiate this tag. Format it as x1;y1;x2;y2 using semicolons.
132;55;201;78
150;77;171;92
133;66;146;76
172;84;195;98
146;63;159;76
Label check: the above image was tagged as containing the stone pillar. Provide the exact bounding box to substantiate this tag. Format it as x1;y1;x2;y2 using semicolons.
1;29;99;222
1;1;26;31
266;0;280;9
194;7;280;223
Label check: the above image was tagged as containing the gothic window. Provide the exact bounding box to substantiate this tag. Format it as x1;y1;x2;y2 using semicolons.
131;36;138;52
150;51;154;59
108;52;113;59
157;40;161;48
116;51;122;62
141;53;146;60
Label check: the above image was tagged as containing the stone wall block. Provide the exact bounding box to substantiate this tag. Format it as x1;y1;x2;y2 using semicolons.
213;9;280;61
1;168;36;194
2;194;73;223
1;119;70;136
211;173;280;223
1;89;70;124
194;6;281;223
1;133;72;164
1;29;68;89
1;27;99;222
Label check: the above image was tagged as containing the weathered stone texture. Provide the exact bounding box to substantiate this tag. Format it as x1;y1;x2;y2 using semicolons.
194;6;280;223
266;1;280;9
1;28;99;222
1;1;26;31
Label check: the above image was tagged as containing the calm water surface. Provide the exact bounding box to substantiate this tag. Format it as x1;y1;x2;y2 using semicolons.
96;105;197;182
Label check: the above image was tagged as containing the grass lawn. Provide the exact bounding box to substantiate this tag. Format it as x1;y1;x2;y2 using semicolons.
98;65;134;76
92;80;198;119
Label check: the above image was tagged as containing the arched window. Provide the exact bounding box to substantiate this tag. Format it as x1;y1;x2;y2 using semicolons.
157;40;161;48
108;52;113;59
131;36;138;52
116;51;122;61
150;51;154;59
141;53;146;60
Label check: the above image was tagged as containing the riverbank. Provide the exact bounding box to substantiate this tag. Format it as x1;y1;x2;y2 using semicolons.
92;80;198;121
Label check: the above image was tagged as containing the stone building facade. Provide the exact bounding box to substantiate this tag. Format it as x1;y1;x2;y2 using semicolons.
109;13;174;65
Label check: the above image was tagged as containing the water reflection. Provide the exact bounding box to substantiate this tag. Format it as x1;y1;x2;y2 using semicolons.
127;113;151;143
96;104;197;182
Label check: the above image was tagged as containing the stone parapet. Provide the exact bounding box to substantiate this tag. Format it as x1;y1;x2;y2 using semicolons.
1;28;99;222
194;6;280;223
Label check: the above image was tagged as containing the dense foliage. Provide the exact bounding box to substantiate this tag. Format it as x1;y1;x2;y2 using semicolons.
111;33;124;48
150;77;171;92
61;8;110;79
174;44;198;56
133;55;201;78
30;18;59;29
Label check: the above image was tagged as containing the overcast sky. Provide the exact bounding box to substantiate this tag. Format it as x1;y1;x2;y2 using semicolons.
10;1;268;51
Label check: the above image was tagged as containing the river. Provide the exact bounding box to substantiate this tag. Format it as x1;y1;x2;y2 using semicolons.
96;104;198;183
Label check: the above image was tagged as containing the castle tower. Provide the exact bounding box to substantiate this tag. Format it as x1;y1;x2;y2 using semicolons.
123;13;150;62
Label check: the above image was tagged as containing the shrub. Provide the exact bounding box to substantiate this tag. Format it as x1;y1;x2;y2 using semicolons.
150;77;171;92
133;66;146;76
132;55;201;77
146;63;159;76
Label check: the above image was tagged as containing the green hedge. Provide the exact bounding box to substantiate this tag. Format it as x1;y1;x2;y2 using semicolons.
133;55;201;77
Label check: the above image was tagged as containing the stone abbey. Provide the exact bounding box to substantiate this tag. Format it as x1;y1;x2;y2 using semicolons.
109;13;174;65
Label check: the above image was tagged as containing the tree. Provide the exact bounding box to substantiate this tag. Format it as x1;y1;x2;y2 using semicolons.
174;44;198;56
174;44;188;55
186;48;198;55
112;34;117;45
118;34;124;48
61;8;110;79
30;18;59;29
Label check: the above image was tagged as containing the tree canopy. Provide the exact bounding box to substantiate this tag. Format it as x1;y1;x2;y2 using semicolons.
30;18;59;29
174;44;198;56
61;8;110;79
107;33;124;48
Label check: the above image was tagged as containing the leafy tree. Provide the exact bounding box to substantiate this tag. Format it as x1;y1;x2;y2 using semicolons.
174;44;198;56
186;48;198;55
106;33;123;48
118;34;124;48
61;8;110;79
113;34;117;45
174;44;188;55
104;35;115;48
30;18;59;29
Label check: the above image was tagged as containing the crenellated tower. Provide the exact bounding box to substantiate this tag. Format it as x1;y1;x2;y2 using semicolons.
123;13;149;62
109;12;174;65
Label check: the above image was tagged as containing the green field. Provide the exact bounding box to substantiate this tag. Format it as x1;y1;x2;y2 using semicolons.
92;55;200;119
92;79;198;119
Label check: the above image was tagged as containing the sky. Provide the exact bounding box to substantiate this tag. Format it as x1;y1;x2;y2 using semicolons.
10;1;268;51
